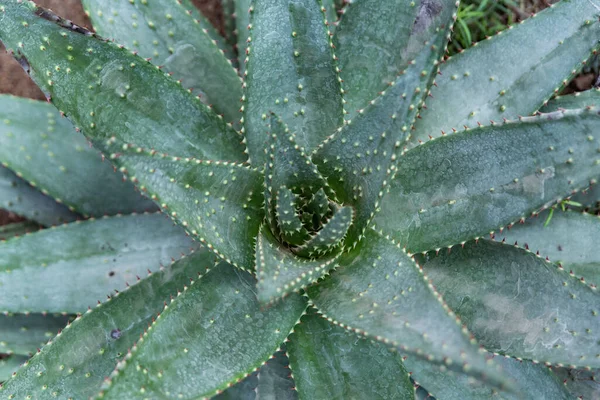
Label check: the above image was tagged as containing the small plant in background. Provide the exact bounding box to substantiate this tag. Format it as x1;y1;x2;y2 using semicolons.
0;0;599;398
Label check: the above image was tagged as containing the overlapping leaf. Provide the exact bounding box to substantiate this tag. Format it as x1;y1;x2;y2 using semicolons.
334;0;457;119
0;249;218;399
0;95;154;217
0;214;197;313
287;309;414;399
494;209;600;288
96;263;307;399
307;229;507;389
423;240;600;367
0;314;71;355
375;109;600;253
0;166;76;226
243;0;343;165
413;0;600;144
83;0;242;124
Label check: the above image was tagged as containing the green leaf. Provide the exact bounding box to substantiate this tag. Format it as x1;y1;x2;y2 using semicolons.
0;2;246;164
304;188;330;224
322;0;338;28
287;309;414;399
220;0;238;56
0;248;218;399
493;209;600;289
213;348;298;400
293;204;353;258
234;0;251;75
0;213;198;313
0;95;155;218
256;348;297;399
0;355;28;382
307;228;507;389
542;88;600;113
256;226;339;304
413;0;600;145
0;166;76;227
0;314;71;356
422;240;600;368
407;353;571;399
96;263;307;399
572;184;600;211
553;367;600;399
0;221;40;241
243;0;343;165
82;0;243;124
104;148;264;268
374;109;600;253
276;187;310;246
333;0;458;119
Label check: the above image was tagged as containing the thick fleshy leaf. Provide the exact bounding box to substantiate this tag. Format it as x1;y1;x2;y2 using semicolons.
333;0;457;119
82;0;242;124
276;187;310;246
0;213;197;313
256;227;339;304
106;149;264;268
374;109;600;253
0;166;76;226
322;0;337;28
307;229;507;389
304;188;329;224
0;248;218;399
0;355;28;382
243;0;343;165
220;0;238;55
234;0;251;75
407;353;570;399
0;1;246;163
213;348;298;400
553;367;600;399
542;88;600;113
293;205;352;258
0;221;40;241
312;42;451;244
494;209;600;288
413;0;600;144
287;309;414;399
0;314;71;356
0;96;154;218
96;263;307;399
423;240;600;368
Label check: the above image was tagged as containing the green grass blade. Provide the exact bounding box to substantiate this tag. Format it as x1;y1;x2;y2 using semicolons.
0;314;71;356
333;0;458;119
256;226;339;304
0;248;218;399
82;0;243;125
423;240;600;368
492;209;600;289
287;309;414;399
95;263;307;399
0;166;77;226
0;95;156;217
0;1;246;164
307;228;508;390
0;213;198;314
375;109;600;253
243;0;343;165
413;0;600;145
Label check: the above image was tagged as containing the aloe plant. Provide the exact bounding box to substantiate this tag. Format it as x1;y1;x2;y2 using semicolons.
0;0;599;398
